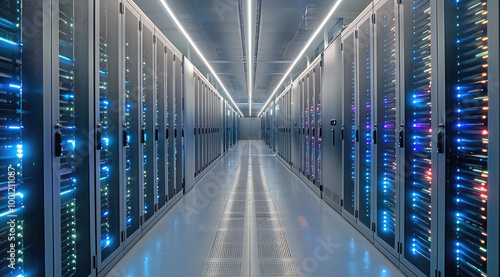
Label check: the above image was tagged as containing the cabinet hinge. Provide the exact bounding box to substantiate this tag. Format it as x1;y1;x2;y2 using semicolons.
166;195;169;202
119;2;125;14
165;46;168;53
121;231;125;242
341;43;344;51
340;199;344;207
397;0;402;4
372;14;376;24
173;54;176;61
93;256;97;269
140;215;144;225
320;185;323;191
153;35;157;43
355;30;359;39
355;210;359;218
372;222;376;232
139;21;142;31
155;203;158;212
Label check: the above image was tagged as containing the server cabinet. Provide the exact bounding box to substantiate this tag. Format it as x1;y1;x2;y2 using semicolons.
309;68;316;184
373;0;400;260
155;31;168;211
303;78;310;177
195;77;200;175
292;82;301;172
96;0;122;270
438;0;499;276
166;48;175;199
342;26;357;222
398;0;435;275
355;10;374;237
123;1;142;244
5;1;94;275
322;38;344;212
54;1;95;275
174;55;183;195
141;17;157;228
183;59;195;192
1;2;27;274
315;62;322;192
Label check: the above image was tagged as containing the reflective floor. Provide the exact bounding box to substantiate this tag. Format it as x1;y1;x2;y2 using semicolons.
105;141;404;277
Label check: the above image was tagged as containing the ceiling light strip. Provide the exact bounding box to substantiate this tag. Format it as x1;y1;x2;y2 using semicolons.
257;0;343;117
247;0;253;116
158;0;245;117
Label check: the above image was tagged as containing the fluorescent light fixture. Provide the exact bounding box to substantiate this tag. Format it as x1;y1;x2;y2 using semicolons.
258;0;344;117
158;0;245;117
247;0;253;117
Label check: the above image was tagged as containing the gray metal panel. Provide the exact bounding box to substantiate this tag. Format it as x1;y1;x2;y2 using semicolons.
321;38;343;213
183;58;196;192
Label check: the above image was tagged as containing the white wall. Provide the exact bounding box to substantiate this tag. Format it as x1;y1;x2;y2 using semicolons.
239;117;262;140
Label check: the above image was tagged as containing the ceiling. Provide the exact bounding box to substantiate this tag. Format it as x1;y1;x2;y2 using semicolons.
134;0;372;116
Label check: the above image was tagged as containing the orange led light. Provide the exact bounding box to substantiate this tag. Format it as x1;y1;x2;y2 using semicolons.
483;130;488;135
480;194;487;199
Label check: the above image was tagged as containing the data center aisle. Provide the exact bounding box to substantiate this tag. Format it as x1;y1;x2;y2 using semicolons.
105;141;403;277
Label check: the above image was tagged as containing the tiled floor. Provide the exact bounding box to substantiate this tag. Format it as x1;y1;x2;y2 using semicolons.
105;141;404;277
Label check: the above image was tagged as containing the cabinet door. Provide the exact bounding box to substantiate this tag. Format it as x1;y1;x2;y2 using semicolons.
374;0;399;256
55;0;94;275
342;31;356;219
141;20;156;225
166;49;175;199
96;0;122;268
357;15;374;233
443;0;490;275
321;39;343;212
174;55;183;194
156;36;167;210
400;0;433;275
123;2;141;240
315;64;322;191
0;1;25;275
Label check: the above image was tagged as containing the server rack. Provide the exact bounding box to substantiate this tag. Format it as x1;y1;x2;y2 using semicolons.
315;62;322;192
0;1;26;275
292;81;301;172
373;0;400;261
166;46;176;201
95;0;122;270
155;29;169;212
321;39;344;213
122;1;142;245
437;0;499;276
341;23;358;224
309;67;316;185
174;53;183;195
398;0;436;275
141;16;156;229
355;8;374;238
